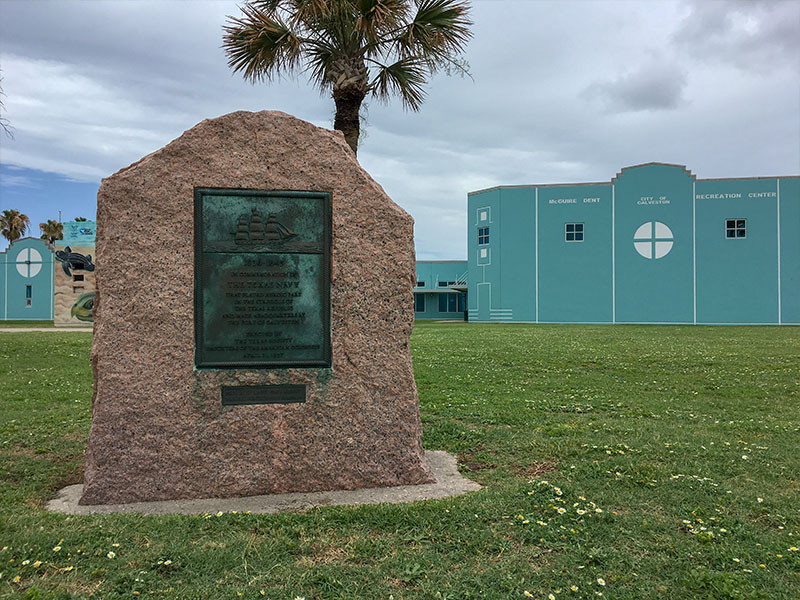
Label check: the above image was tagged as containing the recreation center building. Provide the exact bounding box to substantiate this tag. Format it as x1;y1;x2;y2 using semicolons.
417;162;799;324
2;163;796;326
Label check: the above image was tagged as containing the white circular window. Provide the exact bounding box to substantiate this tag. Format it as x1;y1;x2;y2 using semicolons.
633;221;673;259
15;248;43;277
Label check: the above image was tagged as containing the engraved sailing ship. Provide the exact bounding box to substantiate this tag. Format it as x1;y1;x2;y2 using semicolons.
234;208;297;245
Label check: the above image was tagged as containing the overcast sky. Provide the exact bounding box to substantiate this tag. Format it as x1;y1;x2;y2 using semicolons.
1;0;798;257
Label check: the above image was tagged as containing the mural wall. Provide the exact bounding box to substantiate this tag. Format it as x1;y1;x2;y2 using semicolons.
53;221;97;325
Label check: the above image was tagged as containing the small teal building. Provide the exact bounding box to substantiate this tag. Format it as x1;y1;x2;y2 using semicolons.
414;260;468;320
0;237;55;320
467;163;799;324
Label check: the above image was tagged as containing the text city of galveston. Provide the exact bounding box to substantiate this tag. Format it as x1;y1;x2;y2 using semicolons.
194;189;331;369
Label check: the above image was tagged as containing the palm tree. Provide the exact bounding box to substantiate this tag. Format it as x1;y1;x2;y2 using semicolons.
223;0;472;155
0;209;30;244
39;219;64;244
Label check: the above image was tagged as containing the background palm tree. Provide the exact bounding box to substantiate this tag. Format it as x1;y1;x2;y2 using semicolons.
0;209;30;244
223;0;472;155
39;219;64;244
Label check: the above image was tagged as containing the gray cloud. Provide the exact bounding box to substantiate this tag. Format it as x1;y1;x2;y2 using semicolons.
584;59;689;113
673;0;800;71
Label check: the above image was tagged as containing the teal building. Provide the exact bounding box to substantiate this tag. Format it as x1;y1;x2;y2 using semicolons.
0;237;55;320
467;163;799;324
414;260;468;320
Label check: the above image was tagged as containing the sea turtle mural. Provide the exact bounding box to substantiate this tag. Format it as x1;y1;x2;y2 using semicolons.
71;292;95;322
55;246;95;277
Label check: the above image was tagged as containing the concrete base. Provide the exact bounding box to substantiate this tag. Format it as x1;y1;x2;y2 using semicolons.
47;451;479;515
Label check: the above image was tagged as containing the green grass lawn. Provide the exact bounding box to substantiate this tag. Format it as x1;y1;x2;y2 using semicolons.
0;321;55;329
1;323;798;599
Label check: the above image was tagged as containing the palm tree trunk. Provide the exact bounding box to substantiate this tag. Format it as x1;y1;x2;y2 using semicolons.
333;87;366;156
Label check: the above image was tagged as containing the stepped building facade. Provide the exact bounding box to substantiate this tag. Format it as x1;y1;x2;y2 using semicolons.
464;163;798;324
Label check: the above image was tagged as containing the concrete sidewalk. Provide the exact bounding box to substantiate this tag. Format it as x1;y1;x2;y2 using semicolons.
48;450;480;515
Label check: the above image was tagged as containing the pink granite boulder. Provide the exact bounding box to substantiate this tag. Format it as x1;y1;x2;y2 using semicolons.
80;110;433;505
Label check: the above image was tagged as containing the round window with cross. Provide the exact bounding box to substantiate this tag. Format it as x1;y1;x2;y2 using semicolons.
15;248;44;277
633;221;673;259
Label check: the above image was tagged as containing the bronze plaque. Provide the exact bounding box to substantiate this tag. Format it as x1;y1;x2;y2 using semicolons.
221;384;306;405
194;189;331;368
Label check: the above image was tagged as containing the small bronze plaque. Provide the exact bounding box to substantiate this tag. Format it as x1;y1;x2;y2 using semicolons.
194;188;332;368
221;384;306;406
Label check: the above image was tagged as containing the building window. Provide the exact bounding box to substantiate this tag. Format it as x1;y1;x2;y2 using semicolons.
438;280;457;287
438;293;466;313
726;219;746;238
416;281;425;288
25;285;32;307
565;223;584;242
414;293;425;312
478;227;489;245
73;274;84;282
439;294;456;313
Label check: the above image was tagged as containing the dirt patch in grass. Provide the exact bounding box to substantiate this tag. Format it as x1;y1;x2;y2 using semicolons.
200;540;227;550
459;455;498;472
313;540;352;564
56;466;84;487
9;444;39;458
294;540;352;567
8;443;84;464
459;443;498;472
388;577;408;589
513;460;558;478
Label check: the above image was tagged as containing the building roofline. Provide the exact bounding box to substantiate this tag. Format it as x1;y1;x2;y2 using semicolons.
0;236;55;255
416;259;467;263
469;181;609;195
611;162;695;183
468;164;799;196
698;175;800;182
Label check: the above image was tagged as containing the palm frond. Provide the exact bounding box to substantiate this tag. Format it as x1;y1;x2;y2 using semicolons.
249;0;284;16
288;0;336;27
369;56;427;110
222;2;303;82
304;40;339;90
399;0;472;63
356;0;407;43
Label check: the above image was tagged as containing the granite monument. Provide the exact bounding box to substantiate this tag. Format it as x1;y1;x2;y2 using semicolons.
80;110;434;504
